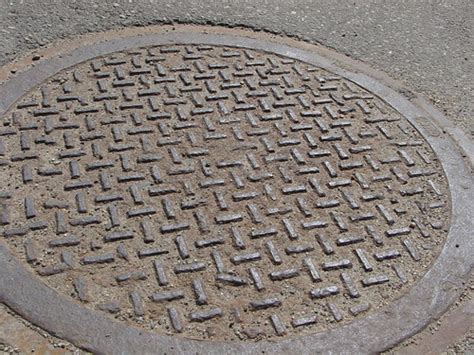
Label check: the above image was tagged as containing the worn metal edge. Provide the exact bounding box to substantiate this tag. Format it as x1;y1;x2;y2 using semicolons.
0;31;472;355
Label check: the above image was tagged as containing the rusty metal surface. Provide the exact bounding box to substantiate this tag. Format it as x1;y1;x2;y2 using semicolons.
0;44;451;341
0;30;469;355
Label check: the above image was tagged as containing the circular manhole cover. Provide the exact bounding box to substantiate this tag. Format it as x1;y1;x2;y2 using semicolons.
0;30;471;353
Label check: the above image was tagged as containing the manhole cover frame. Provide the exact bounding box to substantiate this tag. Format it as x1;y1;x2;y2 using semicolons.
0;30;471;354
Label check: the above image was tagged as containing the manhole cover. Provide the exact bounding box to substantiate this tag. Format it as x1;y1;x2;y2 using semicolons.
0;30;471;353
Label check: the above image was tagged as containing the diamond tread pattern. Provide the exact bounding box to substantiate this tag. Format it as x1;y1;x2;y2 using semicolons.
0;45;449;340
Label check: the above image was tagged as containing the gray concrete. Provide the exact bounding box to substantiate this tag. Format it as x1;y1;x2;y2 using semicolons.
0;0;472;135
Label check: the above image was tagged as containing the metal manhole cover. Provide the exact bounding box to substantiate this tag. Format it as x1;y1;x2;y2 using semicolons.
0;30;471;353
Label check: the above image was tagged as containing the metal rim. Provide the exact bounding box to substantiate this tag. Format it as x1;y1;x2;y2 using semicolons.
0;31;472;354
